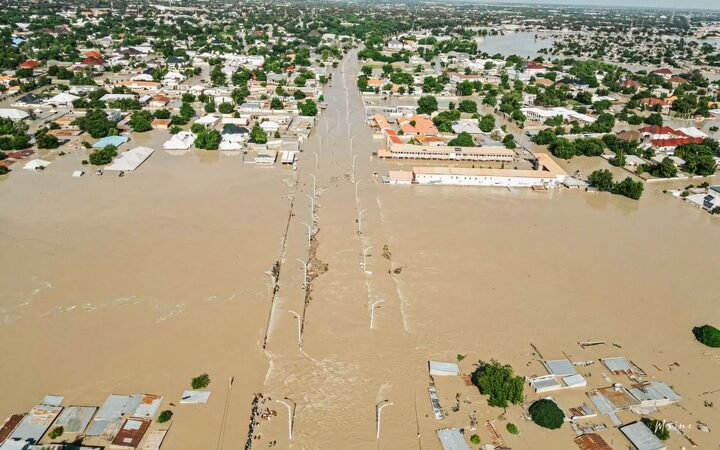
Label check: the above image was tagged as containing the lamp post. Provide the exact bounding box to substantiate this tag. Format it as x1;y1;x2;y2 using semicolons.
362;245;373;271
355;179;363;205
358;208;367;235
310;174;316;198
305;194;314;222
296;259;307;288
352;153;357;183
301;222;312;249
313;151;319;171
376;400;393;440
288;310;302;346
276;397;296;440
370;299;384;329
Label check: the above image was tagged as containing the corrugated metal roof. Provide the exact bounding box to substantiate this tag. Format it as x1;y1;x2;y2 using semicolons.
53;406;97;433
620;422;666;450
545;359;577;376
436;428;471;450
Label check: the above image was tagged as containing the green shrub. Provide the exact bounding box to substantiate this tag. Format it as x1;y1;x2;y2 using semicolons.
470;434;481;444
48;426;64;439
641;418;670;440
529;399;564;429
158;410;173;423
506;423;519;434
191;373;210;389
471;360;524;408
693;324;720;348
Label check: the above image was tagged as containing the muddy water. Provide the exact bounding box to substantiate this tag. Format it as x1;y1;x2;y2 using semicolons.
1;48;720;450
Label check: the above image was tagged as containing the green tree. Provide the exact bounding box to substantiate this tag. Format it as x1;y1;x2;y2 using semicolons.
693;324;720;348
416;95;438;115
641;418;670;440
649;157;677;178
479;115;495;132
35;129;59;149
298;99;318;117
612;177;644;200
75;109;116;139
448;132;475;147
588;169;614;192
675;143;716;176
218;102;234;114
191;373;211;389
250;124;267;144
195;130;221;150
48;426;64;439
129;111;153;132
270;97;283;110
529;399;564;429
549;138;576;159
88;145;118;166
471;360;524;408
157;410;173;423
458;100;477;113
506;423;519;435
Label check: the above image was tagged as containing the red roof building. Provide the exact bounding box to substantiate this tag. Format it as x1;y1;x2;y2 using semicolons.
80;56;106;66
18;59;41;69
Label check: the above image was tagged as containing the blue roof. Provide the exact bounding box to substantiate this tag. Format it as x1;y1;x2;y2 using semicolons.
93;135;129;148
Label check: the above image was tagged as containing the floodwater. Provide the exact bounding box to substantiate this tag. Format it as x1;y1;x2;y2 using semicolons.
1;48;720;450
477;32;557;59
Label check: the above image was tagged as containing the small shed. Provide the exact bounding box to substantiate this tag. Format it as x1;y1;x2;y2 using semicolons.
429;361;460;377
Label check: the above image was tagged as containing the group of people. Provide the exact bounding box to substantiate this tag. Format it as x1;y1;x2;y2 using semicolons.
244;393;279;449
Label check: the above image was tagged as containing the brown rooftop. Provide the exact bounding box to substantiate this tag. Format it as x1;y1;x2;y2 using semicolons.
574;433;614;450
111;418;150;448
0;414;25;443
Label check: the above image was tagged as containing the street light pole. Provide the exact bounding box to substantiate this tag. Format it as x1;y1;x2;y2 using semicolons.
358;208;367;235
376;400;393;440
301;222;312;249
305;194;314;222
352;153;357;182
355;179;363;205
370;299;384;329
362;245;373;271
313;151;319;171
276;398;295;440
288;310;302;347
310;174;316;198
296;259;307;288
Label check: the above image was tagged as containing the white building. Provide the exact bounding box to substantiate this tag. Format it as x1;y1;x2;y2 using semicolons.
163;131;196;150
521;107;596;125
411;153;566;188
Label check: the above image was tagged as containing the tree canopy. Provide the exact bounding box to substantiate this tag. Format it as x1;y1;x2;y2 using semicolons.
471;360;524;408
529;399;564;429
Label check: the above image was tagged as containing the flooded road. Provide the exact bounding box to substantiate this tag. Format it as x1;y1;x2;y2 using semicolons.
1;48;719;450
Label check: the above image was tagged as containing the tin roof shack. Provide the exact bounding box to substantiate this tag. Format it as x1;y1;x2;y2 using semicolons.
85;393;158;441
0;415;26;445
6;404;63;445
529;359;587;393
620;422;666;450
111;419;151;448
436;428;471;450
52;406;98;434
626;382;680;413
600;357;645;379
574;433;614;450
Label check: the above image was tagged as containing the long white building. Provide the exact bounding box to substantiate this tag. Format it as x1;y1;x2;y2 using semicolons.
378;143;515;162
521;106;596;125
394;153;567;188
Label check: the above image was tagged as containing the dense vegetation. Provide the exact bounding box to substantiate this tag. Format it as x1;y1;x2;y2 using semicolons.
471;360;524;408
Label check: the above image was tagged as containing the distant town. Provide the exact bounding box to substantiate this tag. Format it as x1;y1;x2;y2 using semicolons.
1;1;719;450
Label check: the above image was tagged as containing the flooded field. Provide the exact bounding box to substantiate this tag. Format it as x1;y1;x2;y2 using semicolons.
1;49;719;450
477;32;557;58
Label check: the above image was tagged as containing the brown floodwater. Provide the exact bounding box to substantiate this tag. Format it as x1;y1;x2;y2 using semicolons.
1;49;719;450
